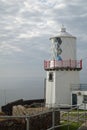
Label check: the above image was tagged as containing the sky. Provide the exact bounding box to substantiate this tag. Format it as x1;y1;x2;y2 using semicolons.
0;0;87;105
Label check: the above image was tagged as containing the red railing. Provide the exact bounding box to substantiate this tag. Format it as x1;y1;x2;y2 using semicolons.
44;59;82;70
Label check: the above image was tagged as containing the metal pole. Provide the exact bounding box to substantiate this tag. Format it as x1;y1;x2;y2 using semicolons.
52;108;55;130
26;117;29;130
84;103;86;125
77;105;79;123
67;110;69;130
85;103;87;124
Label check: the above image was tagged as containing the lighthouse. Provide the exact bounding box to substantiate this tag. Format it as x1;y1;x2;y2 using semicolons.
44;26;82;108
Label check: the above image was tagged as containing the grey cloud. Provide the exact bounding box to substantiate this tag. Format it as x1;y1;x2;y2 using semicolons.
0;0;87;93
0;1;22;15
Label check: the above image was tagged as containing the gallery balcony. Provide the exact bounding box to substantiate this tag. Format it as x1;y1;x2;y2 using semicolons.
44;59;82;71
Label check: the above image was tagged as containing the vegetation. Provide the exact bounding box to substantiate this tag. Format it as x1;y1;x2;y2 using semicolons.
60;109;85;130
60;122;81;130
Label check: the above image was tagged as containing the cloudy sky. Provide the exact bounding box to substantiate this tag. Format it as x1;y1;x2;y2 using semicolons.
0;0;87;105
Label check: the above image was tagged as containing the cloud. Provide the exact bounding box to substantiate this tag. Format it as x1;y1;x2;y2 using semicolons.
0;0;87;89
0;43;23;55
0;0;87;52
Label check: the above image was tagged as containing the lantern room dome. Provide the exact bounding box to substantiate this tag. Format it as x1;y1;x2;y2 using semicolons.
50;26;76;39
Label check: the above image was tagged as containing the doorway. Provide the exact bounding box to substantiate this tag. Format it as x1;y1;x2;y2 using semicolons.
72;94;77;105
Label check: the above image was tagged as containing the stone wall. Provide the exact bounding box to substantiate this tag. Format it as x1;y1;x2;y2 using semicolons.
1;99;44;115
0;109;60;130
29;111;60;130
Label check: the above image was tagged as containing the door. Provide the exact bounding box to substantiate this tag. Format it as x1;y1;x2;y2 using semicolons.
72;94;77;105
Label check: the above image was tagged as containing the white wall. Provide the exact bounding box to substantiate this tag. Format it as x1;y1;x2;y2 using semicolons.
61;37;76;60
46;71;56;107
46;70;80;107
72;91;87;109
55;70;80;105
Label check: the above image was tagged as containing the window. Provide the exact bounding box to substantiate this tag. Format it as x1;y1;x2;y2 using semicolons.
83;95;87;102
49;72;53;81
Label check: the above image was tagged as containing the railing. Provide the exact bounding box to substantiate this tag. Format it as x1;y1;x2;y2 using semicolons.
71;84;87;91
47;104;87;130
44;59;82;70
0;104;87;130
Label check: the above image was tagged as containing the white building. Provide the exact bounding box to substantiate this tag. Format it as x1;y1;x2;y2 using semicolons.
71;84;87;109
44;26;82;108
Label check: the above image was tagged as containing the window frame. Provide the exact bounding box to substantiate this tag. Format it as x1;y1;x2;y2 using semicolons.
83;95;87;102
48;72;53;82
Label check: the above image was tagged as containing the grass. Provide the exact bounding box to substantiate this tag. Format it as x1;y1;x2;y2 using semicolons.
59;109;86;130
61;109;87;118
60;122;81;130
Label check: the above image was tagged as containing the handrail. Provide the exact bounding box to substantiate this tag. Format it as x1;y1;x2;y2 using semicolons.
44;59;82;70
0;103;86;130
71;84;87;91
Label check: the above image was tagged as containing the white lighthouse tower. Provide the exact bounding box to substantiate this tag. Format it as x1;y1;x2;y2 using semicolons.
44;26;82;107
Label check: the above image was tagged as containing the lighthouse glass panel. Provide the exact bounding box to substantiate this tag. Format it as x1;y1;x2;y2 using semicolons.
50;37;62;61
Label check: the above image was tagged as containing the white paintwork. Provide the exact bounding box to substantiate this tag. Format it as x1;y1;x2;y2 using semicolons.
50;27;76;39
45;27;80;108
57;27;76;38
72;91;87;109
60;37;76;60
46;70;80;107
46;71;56;107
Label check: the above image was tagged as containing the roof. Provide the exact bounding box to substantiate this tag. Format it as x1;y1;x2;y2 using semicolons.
50;26;76;39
